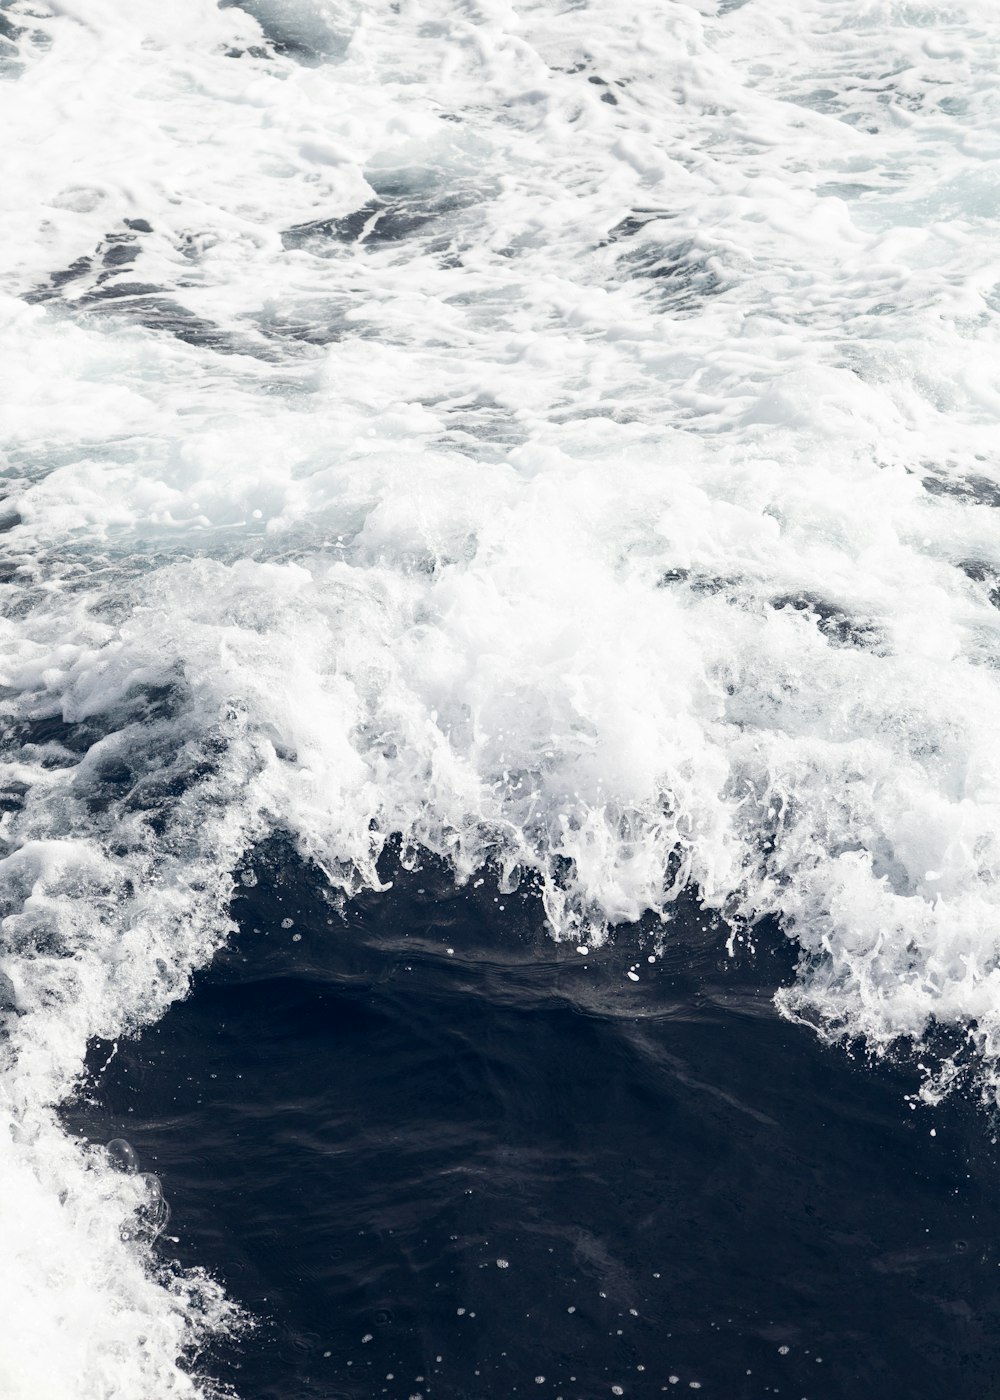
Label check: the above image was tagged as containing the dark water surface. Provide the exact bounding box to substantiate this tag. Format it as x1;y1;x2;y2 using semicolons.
68;848;1000;1400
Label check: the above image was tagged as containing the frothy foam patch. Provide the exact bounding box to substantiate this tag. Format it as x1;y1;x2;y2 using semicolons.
0;1111;237;1400
3;0;1000;1390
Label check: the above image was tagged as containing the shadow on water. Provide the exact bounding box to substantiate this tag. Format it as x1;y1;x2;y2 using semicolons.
67;840;1000;1400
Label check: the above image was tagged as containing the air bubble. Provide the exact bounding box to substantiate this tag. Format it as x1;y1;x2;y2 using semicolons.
106;1138;139;1173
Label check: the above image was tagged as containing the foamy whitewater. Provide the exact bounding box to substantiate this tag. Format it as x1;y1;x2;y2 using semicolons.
2;0;1000;1392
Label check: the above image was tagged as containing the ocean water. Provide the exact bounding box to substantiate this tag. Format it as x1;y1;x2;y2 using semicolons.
66;847;1000;1400
3;0;1000;1394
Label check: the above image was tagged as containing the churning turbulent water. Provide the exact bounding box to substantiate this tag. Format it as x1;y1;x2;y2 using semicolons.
3;0;1000;1393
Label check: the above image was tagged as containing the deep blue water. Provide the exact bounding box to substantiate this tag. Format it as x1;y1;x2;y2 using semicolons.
67;849;1000;1400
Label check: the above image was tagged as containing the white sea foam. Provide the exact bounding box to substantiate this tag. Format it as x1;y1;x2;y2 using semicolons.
3;0;1000;1390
